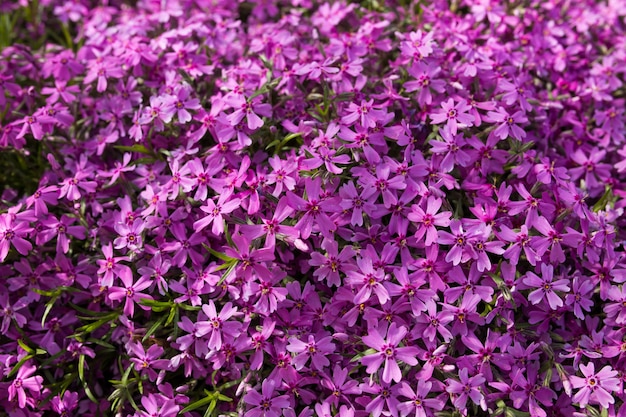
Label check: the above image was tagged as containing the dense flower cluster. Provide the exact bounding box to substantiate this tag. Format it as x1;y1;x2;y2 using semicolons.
0;0;625;417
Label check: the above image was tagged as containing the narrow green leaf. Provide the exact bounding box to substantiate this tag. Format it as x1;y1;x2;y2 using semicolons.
217;261;238;286
8;354;34;377
180;393;216;414
165;304;178;327
113;144;153;155
204;400;217;417
17;339;34;354
203;245;235;262
78;354;85;381
143;316;166;342
41;295;58;327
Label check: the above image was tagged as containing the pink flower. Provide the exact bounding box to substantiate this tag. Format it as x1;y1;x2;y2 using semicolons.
408;196;451;246
571;363;620;408
8;364;43;409
193;194;241;235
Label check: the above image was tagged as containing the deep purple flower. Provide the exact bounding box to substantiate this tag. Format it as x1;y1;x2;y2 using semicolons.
244;380;291;417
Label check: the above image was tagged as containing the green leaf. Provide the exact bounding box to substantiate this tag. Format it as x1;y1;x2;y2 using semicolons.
165;304;178;327
113;144;153;155
217;394;232;402
8;354;34;377
204;400;217;417
593;186;615;212
181;393;216;414
350;348;377;362
143;316;166;342
217;261;238;286
17;339;34;354
77;315;115;333
84;383;98;403
203;245;236;262
78;354;86;381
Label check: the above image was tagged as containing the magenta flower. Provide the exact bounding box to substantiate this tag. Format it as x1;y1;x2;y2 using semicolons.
341;99;387;128
114;219;145;251
129;342;170;381
345;256;390;305
413;300;454;342
485;107;528;140
286;178;339;240
8;364;43;409
165;86;201;123
225;96;272;130
39;215;86;254
309;239;356;287
0;214;32;262
16;112;55;140
320;365;362;406
522;263;570;309
408;197;451;246
193;194;241;235
0;292;28;333
96;242;131;287
438;220;476;266
361;323;419;383
570;363;620;408
198;300;241;351
107;269;153;317
137;394;180;417
51;391;79;416
430;98;474;135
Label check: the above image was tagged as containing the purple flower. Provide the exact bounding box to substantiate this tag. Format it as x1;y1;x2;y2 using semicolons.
320;365;362;406
345;256;390;305
129;342;170;381
286;333;335;371
397;380;444;417
361;322;419;383
522;263;570;310
0;214;32;262
446;367;486;411
485;107;528;140
225;96;272;130
244;379;291;417
137;394;180;417
438;220;476;266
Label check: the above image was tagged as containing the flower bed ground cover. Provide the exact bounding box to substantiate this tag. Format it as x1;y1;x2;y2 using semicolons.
0;1;625;417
